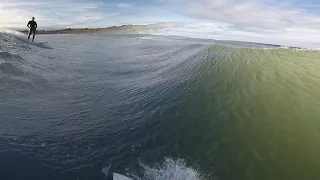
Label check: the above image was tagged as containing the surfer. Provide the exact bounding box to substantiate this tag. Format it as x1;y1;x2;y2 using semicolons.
27;17;37;42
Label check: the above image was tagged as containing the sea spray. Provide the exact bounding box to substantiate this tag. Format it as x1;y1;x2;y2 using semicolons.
130;158;206;180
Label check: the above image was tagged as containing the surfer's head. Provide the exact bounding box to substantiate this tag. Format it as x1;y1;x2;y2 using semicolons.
32;17;35;21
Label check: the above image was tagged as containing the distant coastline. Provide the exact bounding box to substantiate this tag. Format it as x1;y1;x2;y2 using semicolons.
19;25;149;35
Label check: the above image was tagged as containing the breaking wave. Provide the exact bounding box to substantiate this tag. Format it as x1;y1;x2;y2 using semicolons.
1;30;320;180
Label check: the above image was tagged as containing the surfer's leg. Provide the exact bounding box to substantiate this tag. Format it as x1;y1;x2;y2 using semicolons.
28;31;31;40
32;30;36;42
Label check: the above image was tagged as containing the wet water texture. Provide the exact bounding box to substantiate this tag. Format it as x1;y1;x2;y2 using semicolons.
1;32;320;180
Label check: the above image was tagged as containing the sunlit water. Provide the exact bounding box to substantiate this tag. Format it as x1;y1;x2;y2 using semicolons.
1;32;320;180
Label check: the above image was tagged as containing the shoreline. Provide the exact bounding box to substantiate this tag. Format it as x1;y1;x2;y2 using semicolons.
19;25;148;35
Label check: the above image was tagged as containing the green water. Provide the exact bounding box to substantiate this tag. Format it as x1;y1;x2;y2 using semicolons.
165;46;320;180
2;31;320;180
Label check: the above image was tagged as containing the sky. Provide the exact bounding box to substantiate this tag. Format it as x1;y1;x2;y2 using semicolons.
1;0;320;47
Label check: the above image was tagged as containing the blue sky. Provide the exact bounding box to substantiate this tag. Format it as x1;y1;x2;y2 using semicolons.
1;0;320;47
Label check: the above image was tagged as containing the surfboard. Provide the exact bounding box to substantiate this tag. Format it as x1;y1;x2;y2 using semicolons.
113;173;133;180
30;41;52;49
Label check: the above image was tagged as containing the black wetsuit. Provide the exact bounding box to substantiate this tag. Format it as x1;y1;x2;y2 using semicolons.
28;20;37;34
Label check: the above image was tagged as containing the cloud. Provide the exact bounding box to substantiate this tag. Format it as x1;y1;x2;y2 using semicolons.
0;0;107;28
161;0;320;32
151;0;320;47
118;3;132;8
1;0;320;47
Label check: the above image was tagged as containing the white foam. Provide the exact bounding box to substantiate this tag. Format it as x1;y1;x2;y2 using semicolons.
0;28;52;49
133;158;204;180
137;37;152;40
253;47;320;51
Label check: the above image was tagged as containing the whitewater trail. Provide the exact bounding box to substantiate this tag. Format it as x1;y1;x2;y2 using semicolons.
0;28;52;49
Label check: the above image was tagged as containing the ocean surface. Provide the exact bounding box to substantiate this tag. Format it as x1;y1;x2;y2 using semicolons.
1;31;320;180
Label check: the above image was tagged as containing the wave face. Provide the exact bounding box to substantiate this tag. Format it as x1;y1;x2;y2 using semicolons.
0;32;320;180
0;31;49;96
